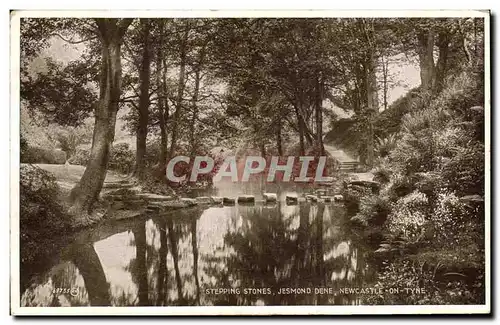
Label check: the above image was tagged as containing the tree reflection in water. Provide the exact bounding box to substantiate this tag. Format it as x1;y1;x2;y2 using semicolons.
20;202;377;307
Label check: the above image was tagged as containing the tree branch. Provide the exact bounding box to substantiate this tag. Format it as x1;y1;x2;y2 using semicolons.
51;33;97;44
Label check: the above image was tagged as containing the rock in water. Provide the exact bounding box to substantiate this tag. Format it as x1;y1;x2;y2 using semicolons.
315;189;327;196
238;195;255;204
263;193;277;202
305;194;318;202
223;197;235;205
286;195;298;205
334;194;344;202
210;196;223;204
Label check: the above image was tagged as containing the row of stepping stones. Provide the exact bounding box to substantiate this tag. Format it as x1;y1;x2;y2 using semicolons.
102;184;345;215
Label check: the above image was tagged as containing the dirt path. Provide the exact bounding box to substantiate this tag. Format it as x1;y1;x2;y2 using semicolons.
29;163;128;191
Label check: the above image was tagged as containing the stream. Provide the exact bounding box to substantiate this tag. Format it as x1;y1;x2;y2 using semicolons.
20;188;379;307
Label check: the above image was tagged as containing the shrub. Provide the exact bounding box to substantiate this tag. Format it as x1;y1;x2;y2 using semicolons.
22;146;67;164
431;191;471;242
49;125;92;159
413;171;443;203
441;143;484;197
383;173;414;200
69;143;136;174
68;147;90;165
108;143;135;174
352;195;391;226
387;190;430;241
20;165;70;263
342;185;374;216
365;260;484;305
372;165;392;185
375;134;398;158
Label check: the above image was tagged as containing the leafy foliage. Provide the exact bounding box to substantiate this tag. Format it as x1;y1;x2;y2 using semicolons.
22;146;67;164
22;58;97;127
351;195;391;226
365;260;484;305
108;143;136;174
20;165;70;263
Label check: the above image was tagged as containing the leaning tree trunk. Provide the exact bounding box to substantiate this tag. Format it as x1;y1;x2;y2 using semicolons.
69;18;133;216
134;19;152;179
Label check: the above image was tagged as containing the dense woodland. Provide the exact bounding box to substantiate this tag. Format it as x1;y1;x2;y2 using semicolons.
19;17;486;305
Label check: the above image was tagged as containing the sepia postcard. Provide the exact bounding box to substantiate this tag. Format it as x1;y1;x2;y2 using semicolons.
10;10;490;316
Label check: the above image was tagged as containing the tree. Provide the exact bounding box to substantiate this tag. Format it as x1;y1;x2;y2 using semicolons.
134;19;152;178
69;18;134;216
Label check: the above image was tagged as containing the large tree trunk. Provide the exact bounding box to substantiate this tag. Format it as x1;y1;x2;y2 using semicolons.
365;51;379;167
416;28;436;93
134;19;152;178
169;25;189;159
69;18;133;216
134;19;151;178
381;55;389;110
155;21;168;168
189;46;205;156
314;75;324;156
435;31;450;93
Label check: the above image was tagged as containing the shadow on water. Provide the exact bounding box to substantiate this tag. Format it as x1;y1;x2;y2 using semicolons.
20;193;378;306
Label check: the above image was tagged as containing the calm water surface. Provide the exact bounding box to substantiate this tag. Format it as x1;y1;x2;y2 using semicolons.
20;190;379;306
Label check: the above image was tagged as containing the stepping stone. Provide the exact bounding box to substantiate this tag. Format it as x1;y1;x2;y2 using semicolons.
210;196;223;204
223;197;235;205
263;193;277;202
238;195;255;204
147;200;191;210
315;189;327;196
305;194;318;202
195;196;212;204
181;198;198;206
286;195;298;205
102;182;135;189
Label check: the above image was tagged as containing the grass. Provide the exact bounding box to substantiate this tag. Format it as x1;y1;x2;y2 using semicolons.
26;163;126;184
